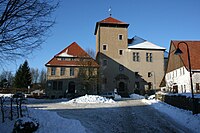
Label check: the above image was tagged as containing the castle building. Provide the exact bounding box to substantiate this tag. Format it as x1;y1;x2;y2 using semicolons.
45;42;98;98
95;17;166;96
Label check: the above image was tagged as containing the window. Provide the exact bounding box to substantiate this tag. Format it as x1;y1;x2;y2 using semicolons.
119;50;123;55
135;82;140;89
135;72;139;78
53;81;57;90
102;77;107;84
60;67;65;76
70;67;74;76
103;59;107;66
196;83;200;91
51;67;56;75
119;65;124;71
148;72;152;77
103;44;107;51
146;53;153;62
118;34;123;40
133;52;139;62
58;81;63;90
148;82;152;89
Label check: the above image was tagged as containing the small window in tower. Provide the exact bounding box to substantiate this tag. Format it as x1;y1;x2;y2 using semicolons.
118;34;123;40
119;50;123;55
102;44;107;51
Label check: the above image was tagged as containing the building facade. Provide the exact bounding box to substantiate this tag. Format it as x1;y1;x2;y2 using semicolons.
95;17;166;96
165;41;200;93
45;42;98;98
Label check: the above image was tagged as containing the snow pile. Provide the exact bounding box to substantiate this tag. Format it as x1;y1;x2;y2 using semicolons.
114;94;121;100
64;95;115;104
129;94;145;100
0;93;13;97
143;99;200;133
0;108;86;133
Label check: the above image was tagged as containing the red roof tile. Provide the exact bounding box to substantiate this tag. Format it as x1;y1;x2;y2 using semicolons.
99;17;128;24
94;17;129;35
172;41;200;70
45;42;99;67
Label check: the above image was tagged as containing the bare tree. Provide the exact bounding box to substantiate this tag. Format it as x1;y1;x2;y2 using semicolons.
78;49;98;94
31;68;39;84
0;0;58;64
39;68;46;89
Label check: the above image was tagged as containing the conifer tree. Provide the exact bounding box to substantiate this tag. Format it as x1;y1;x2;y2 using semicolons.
14;60;32;88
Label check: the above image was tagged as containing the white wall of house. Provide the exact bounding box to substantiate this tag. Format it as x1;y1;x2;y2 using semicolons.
165;66;200;93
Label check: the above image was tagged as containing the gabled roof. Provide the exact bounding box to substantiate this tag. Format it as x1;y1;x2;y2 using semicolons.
45;42;98;67
55;42;89;57
128;36;166;50
171;41;200;70
99;17;128;24
94;17;129;35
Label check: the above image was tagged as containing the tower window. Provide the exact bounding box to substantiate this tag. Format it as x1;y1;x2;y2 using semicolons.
118;34;123;40
133;52;140;62
146;53;153;62
102;44;107;51
102;59;107;66
119;50;123;55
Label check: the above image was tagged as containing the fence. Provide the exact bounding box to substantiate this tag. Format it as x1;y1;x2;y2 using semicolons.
0;97;28;123
156;93;200;114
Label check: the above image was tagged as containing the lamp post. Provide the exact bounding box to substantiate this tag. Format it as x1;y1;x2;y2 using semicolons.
174;41;196;114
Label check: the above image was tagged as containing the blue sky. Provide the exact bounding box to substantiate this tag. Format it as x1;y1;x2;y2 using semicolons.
3;0;200;73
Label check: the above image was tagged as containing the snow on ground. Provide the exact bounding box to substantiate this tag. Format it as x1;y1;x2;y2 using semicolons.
0;108;86;133
0;93;13;97
62;94;115;104
129;93;145;99
143;97;200;133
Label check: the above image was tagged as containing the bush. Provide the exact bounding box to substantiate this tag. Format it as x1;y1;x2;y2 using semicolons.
13;117;39;133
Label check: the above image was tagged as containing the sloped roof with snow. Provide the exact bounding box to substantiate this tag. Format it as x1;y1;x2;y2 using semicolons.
45;42;98;67
128;36;166;50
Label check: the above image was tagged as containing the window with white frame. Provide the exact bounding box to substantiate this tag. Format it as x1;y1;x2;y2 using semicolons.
133;52;139;62
60;67;65;76
146;52;153;62
70;67;74;76
51;67;56;75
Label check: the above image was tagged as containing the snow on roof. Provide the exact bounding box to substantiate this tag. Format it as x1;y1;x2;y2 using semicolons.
58;49;74;57
128;36;166;50
128;41;166;50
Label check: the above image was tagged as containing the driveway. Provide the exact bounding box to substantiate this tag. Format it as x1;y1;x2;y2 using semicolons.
28;99;191;133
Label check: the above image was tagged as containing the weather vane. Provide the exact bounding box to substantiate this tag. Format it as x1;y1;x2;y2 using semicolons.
108;6;112;16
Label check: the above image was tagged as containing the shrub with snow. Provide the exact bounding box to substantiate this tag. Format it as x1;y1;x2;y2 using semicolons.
13;117;39;133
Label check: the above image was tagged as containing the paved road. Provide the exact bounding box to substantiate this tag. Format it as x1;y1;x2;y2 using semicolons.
28;99;191;133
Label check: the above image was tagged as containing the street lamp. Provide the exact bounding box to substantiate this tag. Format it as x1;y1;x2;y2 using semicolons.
174;41;196;114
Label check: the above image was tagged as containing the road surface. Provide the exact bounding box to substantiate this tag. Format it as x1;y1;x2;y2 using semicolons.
28;99;191;133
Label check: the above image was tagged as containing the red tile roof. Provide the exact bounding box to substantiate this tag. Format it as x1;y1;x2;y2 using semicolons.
99;17;128;24
45;42;99;67
94;17;129;35
172;41;200;70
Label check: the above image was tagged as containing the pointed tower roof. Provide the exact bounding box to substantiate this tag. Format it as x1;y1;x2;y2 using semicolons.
45;42;98;67
94;17;129;35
